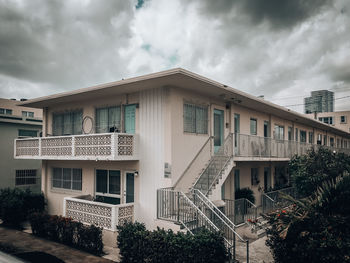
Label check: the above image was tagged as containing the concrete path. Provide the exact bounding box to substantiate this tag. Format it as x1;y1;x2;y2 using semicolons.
236;236;274;263
0;226;114;263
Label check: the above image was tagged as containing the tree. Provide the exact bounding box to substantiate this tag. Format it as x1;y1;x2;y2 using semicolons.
289;147;350;197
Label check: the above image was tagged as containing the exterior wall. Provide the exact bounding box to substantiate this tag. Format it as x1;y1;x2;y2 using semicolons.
45;92;139;136
224;161;288;205
0;122;42;191
306;111;350;133
42;160;139;216
0;98;42;119
169;87;230;187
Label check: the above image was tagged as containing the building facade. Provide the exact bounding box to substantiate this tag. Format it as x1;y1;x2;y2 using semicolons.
304;90;334;113
306;110;350;134
15;69;350;246
0;98;42;192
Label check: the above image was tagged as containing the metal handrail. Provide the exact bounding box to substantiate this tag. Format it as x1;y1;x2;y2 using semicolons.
263;193;275;202
173;136;213;189
205;156;232;196
192;189;237;230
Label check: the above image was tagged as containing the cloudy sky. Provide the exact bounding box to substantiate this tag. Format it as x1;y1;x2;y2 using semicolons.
0;0;349;112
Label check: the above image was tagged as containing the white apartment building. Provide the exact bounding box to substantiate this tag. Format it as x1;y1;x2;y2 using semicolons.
15;69;350;259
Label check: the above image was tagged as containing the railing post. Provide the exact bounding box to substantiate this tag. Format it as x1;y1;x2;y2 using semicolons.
71;136;75;157
111;134;116;160
177;192;180;223
246;240;249;263
111;206;117;231
38;138;42;157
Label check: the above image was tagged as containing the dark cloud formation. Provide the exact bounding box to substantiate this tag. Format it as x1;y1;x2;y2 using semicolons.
0;0;349;112
197;0;331;29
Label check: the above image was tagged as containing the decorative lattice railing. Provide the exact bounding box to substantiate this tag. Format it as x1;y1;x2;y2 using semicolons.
64;196;134;231
14;133;138;160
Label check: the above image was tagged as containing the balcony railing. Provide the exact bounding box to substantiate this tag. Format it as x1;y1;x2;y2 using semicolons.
14;133;139;161
63;195;134;231
234;133;350;159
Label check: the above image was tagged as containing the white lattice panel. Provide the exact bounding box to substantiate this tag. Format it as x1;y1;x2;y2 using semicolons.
65;199;113;229
16;139;39;156
117;134;134;156
74;134;112;157
118;205;134;225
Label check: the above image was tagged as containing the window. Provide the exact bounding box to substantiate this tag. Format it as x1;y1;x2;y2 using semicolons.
308;132;314;144
317;134;322;145
22;111;34;118
323;135;327;146
300;130;306;143
95;170;121;204
295;128;298;141
319;117;334;125
52;168;82;190
274;125;284;140
0;108;12;115
251;168;259;186
344;140;348;149
288;127;293;141
340;116;347;124
250;118;257;135
234;169;240;191
18;129;37;138
53;111;82;136
96;106;121;133
330;137;335;147
16;170;37;185
183;103;208;134
337;138;340;148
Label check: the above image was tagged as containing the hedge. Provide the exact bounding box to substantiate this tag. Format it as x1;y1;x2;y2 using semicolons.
29;213;103;255
117;222;227;263
0;188;45;227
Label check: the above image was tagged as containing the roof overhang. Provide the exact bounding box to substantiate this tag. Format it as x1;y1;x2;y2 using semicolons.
19;68;350;138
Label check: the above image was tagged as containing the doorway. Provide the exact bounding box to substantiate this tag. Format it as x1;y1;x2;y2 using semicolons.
214;109;224;153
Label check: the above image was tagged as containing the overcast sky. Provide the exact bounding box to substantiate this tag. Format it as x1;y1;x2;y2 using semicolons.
0;0;349;112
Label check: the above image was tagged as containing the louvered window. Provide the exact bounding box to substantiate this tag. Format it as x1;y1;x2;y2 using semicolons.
183;103;208;134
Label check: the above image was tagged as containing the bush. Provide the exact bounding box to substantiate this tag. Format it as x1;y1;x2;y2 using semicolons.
29;213;103;255
289;147;350;197
264;175;350;263
235;187;255;204
117;222;227;263
0;188;45;227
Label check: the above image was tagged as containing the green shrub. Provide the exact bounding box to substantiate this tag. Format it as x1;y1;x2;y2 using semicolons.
117;222;227;263
29;213;103;255
235;187;255;204
0;188;45;227
264;175;350;263
289;147;350;197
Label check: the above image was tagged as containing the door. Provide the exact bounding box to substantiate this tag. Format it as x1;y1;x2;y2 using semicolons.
264;167;271;191
264;121;270;138
234;114;240;154
124;105;136;134
214;109;224;153
124;172;135;203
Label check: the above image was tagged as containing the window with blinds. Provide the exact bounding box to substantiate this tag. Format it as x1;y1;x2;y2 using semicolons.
52;168;82;191
183;103;208;134
96;106;121;133
52;111;82;136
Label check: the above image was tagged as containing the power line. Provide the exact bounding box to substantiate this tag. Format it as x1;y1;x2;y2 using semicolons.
281;95;350;107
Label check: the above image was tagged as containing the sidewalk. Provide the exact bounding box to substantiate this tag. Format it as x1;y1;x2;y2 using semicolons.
0;226;114;263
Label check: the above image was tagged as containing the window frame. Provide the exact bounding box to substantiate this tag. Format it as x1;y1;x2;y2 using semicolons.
22;111;34;118
274;124;285;140
18;129;38;138
52;167;82;191
52;110;82;136
250;118;257;136
183;102;208;134
95;169;121;199
340;116;347;124
251;168;259;186
95;105;122;133
15;170;37;186
300;130;307;143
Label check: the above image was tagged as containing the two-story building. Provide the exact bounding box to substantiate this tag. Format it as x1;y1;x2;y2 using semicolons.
15;69;350;253
0;98;42;192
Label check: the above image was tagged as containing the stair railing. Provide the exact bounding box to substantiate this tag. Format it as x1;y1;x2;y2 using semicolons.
223;198;258;225
192;133;234;195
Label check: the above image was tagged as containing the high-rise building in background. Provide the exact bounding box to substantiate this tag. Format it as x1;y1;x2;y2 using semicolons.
304;90;334;113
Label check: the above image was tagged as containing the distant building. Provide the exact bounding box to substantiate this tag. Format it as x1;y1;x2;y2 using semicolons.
0;98;42;192
304;90;334;113
306;110;350;134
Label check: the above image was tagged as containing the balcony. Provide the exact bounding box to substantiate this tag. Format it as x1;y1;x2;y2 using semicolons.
14;133;139;161
63;195;134;231
234;133;350;160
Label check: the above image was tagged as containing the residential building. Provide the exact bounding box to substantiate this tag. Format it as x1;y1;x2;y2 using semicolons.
304;90;334;113
15;69;350;257
0;98;42;192
306;110;350;134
